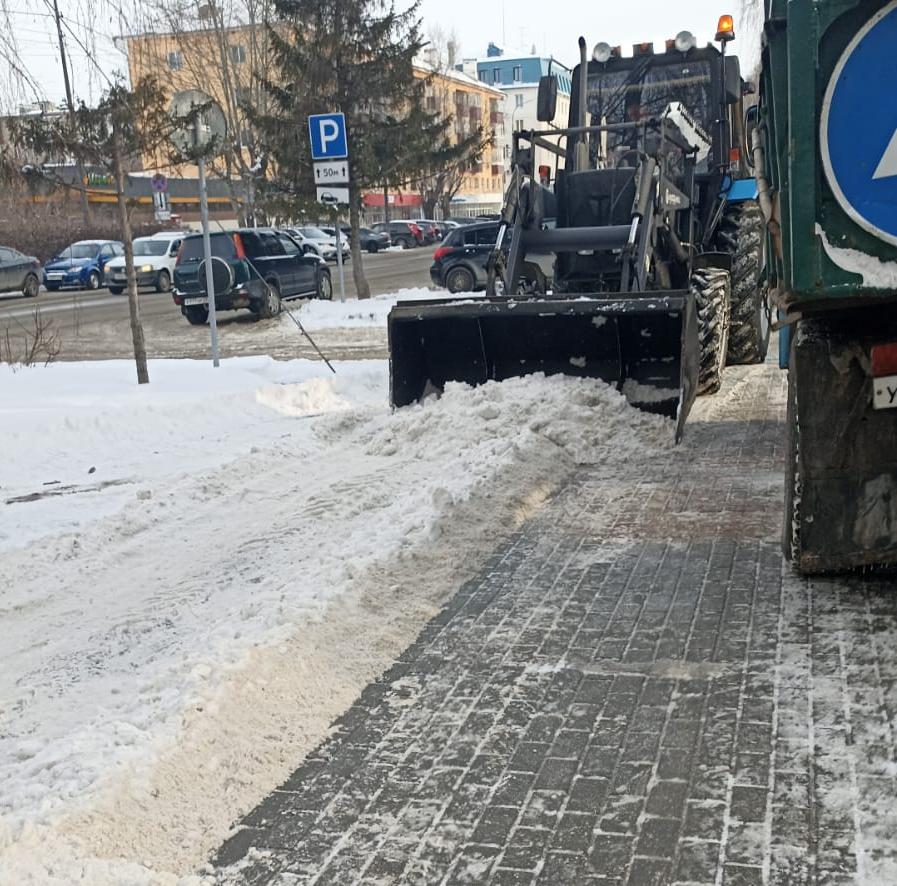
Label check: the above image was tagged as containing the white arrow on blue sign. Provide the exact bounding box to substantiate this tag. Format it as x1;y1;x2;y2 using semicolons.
308;112;348;161
821;1;897;246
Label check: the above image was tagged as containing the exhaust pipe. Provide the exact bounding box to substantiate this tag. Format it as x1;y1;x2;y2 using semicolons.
575;37;589;172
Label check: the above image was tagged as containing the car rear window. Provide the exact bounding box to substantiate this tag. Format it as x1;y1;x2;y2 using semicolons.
179;233;237;262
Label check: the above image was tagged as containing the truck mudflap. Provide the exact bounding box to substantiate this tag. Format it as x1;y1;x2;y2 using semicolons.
786;312;897;573
388;293;699;441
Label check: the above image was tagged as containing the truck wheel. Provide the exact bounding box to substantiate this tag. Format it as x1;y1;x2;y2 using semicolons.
185;305;208;325
715;200;770;364
693;267;731;396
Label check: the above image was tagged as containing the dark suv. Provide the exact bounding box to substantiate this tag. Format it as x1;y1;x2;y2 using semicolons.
172;229;332;325
372;221;424;249
430;222;501;293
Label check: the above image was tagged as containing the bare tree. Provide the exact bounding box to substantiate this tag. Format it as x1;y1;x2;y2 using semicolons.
127;0;275;224
5;78;179;384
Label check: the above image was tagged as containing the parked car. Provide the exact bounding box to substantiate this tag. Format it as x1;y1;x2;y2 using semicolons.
371;221;424;249
0;246;41;298
104;231;183;294
314;226;354;261
416;219;447;241
356;226;391;253
430;221;501;293
43;240;124;291
284;226;349;262
172;228;331;325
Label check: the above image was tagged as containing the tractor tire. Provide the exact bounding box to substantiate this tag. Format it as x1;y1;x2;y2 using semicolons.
715;200;770;365
693;267;731;396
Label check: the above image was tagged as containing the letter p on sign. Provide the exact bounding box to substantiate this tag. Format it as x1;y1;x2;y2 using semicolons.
308;112;348;160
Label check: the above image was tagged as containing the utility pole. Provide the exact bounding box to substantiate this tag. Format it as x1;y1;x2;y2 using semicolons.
51;0;90;225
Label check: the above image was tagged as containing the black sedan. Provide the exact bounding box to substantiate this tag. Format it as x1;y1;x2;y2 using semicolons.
0;246;41;298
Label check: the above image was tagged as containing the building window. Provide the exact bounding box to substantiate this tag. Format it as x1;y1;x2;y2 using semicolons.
168;51;184;71
235;86;252;106
515;119;524;132
492;68;501;84
515;94;524;108
230;44;246;64
478;70;487;82
513;65;522;82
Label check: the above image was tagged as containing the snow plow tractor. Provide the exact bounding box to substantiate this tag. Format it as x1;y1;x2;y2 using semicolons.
388;17;768;440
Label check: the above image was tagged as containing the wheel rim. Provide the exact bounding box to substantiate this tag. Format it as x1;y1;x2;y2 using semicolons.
447;269;472;293
268;288;280;314
320;274;332;299
24;276;38;297
89;272;99;289
158;271;171;292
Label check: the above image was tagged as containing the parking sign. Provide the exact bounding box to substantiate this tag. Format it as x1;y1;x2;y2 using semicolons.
308;113;348;160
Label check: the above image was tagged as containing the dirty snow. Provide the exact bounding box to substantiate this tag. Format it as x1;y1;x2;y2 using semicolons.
0;353;672;883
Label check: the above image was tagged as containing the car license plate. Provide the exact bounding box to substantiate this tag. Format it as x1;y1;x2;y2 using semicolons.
873;374;897;410
47;273;64;280
183;296;208;306
113;273;126;281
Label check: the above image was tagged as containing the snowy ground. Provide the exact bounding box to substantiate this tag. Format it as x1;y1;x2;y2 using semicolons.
0;305;672;883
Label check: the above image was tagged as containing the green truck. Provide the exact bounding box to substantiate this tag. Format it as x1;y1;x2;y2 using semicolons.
759;0;897;571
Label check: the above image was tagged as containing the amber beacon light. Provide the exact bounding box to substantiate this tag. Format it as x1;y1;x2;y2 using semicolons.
716;14;735;42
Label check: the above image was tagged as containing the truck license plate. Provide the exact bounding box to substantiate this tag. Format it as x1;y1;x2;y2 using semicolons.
873;374;897;410
183;297;208;306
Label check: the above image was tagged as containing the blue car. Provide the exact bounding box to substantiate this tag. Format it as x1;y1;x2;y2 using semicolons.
43;240;124;291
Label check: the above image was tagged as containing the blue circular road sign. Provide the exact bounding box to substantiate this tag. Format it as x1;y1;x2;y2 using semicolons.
821;0;897;245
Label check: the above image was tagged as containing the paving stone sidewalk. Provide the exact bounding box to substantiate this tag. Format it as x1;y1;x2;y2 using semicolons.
212;365;897;885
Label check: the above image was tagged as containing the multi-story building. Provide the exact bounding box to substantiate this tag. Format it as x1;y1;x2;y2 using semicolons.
123;25;505;222
470;49;573;180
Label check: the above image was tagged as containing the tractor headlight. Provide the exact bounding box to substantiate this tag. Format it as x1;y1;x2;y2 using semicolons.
592;42;613;63
674;31;697;52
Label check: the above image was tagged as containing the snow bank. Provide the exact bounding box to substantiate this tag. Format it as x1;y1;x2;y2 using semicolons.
1;356;671;883
289;286;477;331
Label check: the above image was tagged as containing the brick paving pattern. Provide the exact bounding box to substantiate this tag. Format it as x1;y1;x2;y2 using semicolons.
212;364;897;885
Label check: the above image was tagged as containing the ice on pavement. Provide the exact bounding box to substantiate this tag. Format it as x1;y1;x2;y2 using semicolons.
0;354;670;883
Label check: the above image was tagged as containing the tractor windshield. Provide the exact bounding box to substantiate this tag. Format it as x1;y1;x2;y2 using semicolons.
587;59;714;128
586;58;714;167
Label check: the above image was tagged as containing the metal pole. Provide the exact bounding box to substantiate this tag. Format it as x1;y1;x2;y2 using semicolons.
334;208;346;302
198;155;220;366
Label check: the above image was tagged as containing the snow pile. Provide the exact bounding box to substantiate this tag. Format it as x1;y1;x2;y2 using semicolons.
0;357;385;550
0;357;671;884
290;286;475;330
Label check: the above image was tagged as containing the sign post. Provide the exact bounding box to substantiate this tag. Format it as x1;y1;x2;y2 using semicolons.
151;173;170;222
170;90;227;367
309;113;350;302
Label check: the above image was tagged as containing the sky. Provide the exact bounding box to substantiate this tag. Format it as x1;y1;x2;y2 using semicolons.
1;0;761;112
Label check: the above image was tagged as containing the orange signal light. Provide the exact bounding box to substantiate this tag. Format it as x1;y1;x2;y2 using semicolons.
716;14;735;42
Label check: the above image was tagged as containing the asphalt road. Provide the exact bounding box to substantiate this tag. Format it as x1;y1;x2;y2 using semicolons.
0;247;434;363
